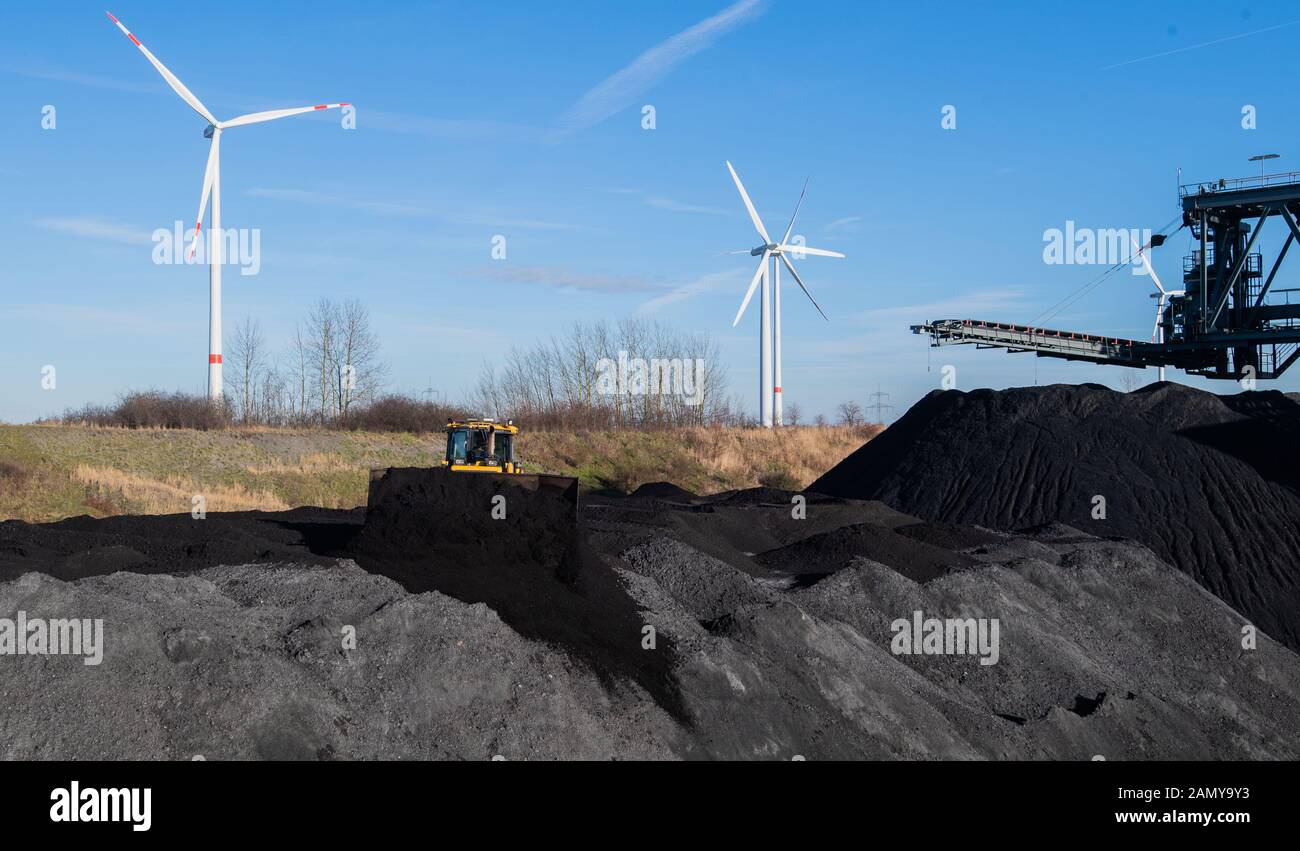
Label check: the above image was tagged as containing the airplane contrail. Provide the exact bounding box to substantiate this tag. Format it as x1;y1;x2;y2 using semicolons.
1102;19;1300;70
553;0;766;137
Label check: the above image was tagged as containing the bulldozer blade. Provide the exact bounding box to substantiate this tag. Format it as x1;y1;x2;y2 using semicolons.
362;467;580;564
368;467;578;508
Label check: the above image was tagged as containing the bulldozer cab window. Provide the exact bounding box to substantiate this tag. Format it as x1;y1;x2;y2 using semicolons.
468;429;489;463
494;433;513;464
447;429;469;464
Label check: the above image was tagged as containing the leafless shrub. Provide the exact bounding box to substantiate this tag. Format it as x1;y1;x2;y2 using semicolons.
62;391;232;430
339;395;463;433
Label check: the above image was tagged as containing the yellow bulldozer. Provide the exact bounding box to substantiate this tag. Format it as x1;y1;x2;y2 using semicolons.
441;418;522;474
366;418;579;520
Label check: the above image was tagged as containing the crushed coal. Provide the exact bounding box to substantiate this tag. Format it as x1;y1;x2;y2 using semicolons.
313;468;686;722
809;383;1300;652
753;522;972;584
5;424;1300;759
629;481;699;502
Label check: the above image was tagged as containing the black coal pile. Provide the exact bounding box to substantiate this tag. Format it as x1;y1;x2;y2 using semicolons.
345;468;683;719
0;507;349;583
4;476;1300;759
809;382;1300;651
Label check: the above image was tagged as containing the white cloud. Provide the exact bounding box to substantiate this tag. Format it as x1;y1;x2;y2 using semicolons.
0;303;192;336
2;64;159;94
244;188;583;230
643;195;731;216
33;217;153;245
824;215;864;235
606;187;732;216
638;268;744;313
449;212;587;232
471;265;657;294
846;287;1031;327
553;0;766;137
245;188;426;217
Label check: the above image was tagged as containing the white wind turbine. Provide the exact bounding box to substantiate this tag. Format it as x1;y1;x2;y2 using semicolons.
725;161;843;427
1132;235;1182;383
107;12;348;399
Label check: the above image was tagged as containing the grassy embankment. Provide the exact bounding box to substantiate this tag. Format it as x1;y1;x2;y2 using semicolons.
0;423;877;523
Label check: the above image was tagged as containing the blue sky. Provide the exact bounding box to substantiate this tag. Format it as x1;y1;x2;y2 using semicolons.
3;0;1299;423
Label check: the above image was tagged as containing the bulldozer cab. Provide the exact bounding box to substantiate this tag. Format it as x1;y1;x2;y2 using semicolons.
443;419;520;474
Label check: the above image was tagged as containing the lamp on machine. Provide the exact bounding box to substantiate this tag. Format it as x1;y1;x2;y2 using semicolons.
1249;153;1280;183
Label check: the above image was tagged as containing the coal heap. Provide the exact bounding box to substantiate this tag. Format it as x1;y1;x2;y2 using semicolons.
349;467;684;720
808;382;1300;651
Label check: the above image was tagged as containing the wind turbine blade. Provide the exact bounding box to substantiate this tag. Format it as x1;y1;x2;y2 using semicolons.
1132;235;1165;293
105;12;218;126
726;161;771;244
187;132;220;261
221;103;350;129
777;245;845;258
780;178;808;245
732;251;770;327
779;253;828;321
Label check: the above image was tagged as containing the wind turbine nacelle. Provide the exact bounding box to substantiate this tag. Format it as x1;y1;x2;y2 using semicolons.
203;123;216;139
751;246;768;256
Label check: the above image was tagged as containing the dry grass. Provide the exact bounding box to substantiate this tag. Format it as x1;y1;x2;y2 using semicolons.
71;465;290;515
244;452;358;475
519;424;876;494
680;424;878;490
0;422;878;522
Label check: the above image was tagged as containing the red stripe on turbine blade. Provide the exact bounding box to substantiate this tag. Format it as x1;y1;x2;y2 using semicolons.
209;354;222;364
340;103;350;107
313;105;327;110
106;12;119;23
129;34;140;45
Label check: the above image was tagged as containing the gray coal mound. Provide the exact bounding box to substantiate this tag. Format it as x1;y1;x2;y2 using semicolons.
0;507;350;583
5;477;1300;759
341;468;686;721
808;382;1300;651
629;482;698;502
753;522;973;584
0;475;686;723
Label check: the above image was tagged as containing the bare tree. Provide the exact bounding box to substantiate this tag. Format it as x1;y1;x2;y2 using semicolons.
335;299;386;416
258;367;288;425
814;413;827;427
836;401;864;426
469;317;729;429
227;316;265;423
306;299;338;424
292;325;310;421
785;402;802;426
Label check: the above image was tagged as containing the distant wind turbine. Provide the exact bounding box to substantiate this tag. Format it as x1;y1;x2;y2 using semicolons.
724;161;843;427
107;12;348;399
1133;235;1182;383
